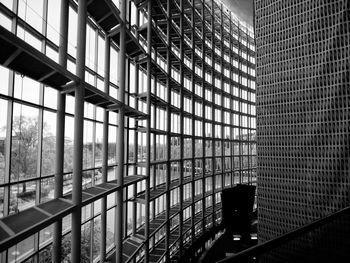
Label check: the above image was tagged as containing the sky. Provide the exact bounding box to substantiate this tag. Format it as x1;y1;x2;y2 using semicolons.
220;0;254;27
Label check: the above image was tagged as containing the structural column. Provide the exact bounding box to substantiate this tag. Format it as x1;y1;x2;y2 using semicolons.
71;0;87;261
52;0;69;261
115;0;127;262
100;34;110;262
201;0;206;234
144;1;152;262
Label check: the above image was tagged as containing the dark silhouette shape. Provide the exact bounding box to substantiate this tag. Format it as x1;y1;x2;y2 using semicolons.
222;184;256;241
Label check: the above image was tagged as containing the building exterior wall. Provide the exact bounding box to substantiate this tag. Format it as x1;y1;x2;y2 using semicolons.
256;0;350;243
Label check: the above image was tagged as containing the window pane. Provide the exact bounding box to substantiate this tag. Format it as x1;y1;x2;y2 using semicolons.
44;86;58;109
39;245;52;261
40;177;54;203
108;126;117;165
8;234;35;262
64;115;74;172
0;12;12;30
0;98;7;185
46;45;59;63
92;217;102;261
106;208;115;251
11;104;39;183
39;224;53;248
61;233;72;261
97;35;105;76
42;110;56;176
47;0;61;44
0;65;9;95
85;24;96;70
14;74;40;105
18;0;44;33
0;187;4;217
68;7;77;58
81;221;91;262
95;122;103;167
0;0;12;9
10;181;36;213
83;120;93;169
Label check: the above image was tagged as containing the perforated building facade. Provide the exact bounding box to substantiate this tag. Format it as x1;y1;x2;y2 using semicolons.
255;0;350;242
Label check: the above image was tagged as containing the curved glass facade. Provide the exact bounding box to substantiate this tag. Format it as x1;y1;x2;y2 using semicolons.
0;0;255;262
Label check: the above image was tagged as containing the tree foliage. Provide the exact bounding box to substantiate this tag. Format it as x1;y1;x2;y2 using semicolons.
35;219;114;263
11;116;40;192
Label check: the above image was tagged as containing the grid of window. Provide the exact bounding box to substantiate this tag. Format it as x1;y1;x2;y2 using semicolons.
0;0;255;262
256;0;350;244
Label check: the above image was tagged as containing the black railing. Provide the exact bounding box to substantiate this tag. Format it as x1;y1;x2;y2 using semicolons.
218;205;350;262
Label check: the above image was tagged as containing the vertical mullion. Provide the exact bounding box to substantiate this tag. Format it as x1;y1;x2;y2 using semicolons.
91;26;99;188
35;84;44;263
201;0;206;236
210;0;215;229
123;60;130;239
100;34;110;262
152;73;157;225
238;24;242;183
36;0;47;204
220;2;225;223
190;0;196;245
32;1;47;259
165;0;172;260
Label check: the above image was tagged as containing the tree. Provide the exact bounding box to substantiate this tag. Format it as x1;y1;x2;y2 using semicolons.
36;219;114;263
41;135;56;176
11;116;40;193
194;140;203;157
64;139;74;172
10;116;58;193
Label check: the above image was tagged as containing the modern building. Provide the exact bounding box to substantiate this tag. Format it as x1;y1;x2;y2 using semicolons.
0;0;256;262
256;0;350;243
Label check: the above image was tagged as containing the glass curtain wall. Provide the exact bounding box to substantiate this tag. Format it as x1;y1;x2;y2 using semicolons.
0;0;255;262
